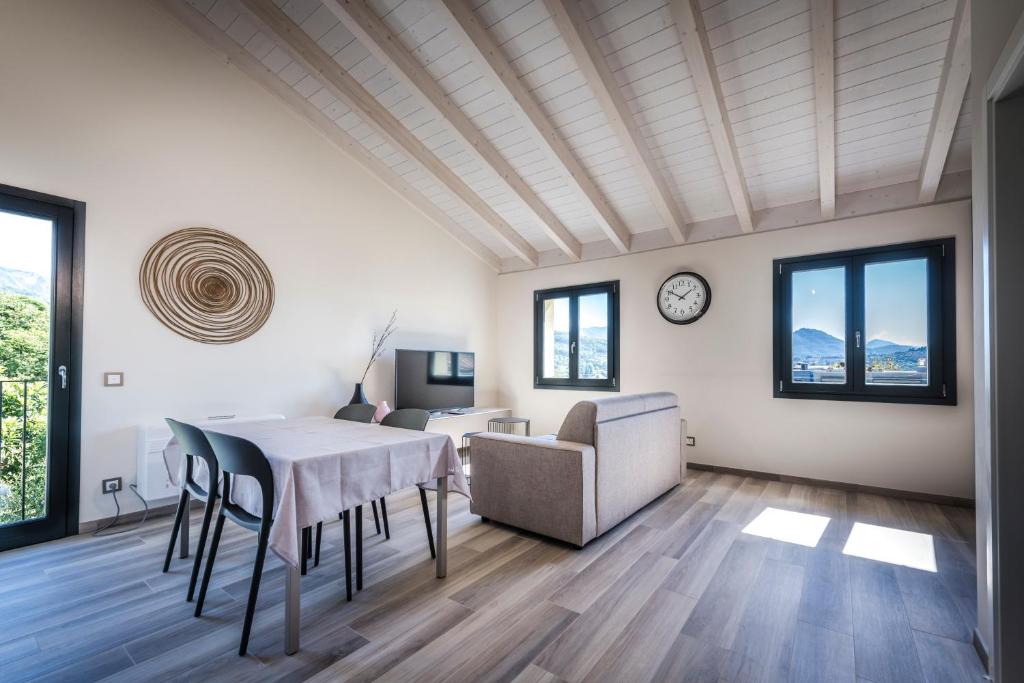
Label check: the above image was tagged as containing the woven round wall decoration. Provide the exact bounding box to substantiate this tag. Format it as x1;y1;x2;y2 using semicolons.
139;227;274;344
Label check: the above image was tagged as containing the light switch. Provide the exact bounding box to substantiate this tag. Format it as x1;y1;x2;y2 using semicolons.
103;372;124;387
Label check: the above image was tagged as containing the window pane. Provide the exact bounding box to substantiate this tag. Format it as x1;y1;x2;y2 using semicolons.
0;210;53;526
541;296;570;378
791;267;846;384
578;293;609;379
865;258;929;386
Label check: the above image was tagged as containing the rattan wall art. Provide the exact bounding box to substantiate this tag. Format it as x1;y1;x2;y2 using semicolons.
139;227;274;344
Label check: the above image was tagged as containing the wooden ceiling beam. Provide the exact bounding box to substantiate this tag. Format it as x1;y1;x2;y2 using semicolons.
322;0;580;261
669;0;755;233
437;0;632;253
156;0;501;271
236;0;539;266
811;0;836;219
918;0;971;203
546;0;688;243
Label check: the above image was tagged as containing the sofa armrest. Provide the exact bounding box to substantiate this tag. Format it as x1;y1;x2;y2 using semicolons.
469;433;597;546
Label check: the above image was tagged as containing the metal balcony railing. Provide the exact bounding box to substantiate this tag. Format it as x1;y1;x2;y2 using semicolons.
0;379;48;525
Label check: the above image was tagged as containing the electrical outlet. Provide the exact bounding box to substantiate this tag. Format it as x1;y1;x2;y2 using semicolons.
102;477;123;494
686;436;696;447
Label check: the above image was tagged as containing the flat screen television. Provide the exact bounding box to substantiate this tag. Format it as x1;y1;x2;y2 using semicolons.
395;349;475;412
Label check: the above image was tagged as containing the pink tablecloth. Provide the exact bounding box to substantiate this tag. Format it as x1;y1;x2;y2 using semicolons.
165;416;469;567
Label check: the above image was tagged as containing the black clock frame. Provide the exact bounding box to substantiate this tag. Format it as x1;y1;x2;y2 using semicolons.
657;271;711;325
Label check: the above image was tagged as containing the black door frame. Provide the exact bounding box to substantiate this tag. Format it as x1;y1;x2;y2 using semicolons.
0;183;84;549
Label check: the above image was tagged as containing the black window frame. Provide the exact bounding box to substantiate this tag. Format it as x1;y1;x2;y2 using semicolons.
773;238;956;405
534;280;619;391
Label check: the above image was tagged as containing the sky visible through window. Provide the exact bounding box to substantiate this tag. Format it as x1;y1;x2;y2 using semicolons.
0;212;52;277
792;260;928;346
549;294;607;331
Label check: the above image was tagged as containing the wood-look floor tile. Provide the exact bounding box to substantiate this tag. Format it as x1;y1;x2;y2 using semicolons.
512;664;566;683
849;558;926;683
715;478;769;525
662;519;741;598
796;537;853;636
729;558;804;682
912;630;988;683
438;601;578;683
788;621;856;683
582;587;696;683
662;501;720;558
534;553;677;681
306;599;472;682
642;483;706;530
896;566;973;642
548;524;659;613
652;632;739;682
679;536;767;647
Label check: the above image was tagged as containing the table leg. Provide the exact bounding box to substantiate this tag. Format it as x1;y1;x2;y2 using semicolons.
285;527;301;655
179;500;189;559
436;476;447;578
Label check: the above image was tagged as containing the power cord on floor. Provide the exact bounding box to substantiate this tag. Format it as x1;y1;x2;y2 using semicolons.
92;483;150;537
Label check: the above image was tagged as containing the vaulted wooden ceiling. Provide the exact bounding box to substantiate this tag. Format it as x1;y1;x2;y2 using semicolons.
160;0;971;272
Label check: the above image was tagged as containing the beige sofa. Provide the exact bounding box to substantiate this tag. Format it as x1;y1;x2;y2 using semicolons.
469;392;683;546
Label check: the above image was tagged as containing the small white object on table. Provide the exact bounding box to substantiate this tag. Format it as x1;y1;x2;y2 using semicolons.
163;415;469;654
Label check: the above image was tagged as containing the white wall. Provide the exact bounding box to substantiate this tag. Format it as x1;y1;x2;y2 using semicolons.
496;201;974;500
0;0;499;524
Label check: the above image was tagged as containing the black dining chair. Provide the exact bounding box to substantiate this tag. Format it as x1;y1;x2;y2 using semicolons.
302;405;380;573
378;409;437;559
194;430;275;656
162;419;219;603
334;403;387;539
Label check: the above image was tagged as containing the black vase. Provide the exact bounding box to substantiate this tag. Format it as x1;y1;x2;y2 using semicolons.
349;383;369;405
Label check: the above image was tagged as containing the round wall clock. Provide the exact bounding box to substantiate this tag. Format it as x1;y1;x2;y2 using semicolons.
657;272;711;324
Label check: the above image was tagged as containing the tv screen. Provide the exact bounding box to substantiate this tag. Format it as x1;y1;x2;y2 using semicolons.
395;349;475;412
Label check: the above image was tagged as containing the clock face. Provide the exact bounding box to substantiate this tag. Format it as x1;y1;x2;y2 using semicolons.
658;272;711;324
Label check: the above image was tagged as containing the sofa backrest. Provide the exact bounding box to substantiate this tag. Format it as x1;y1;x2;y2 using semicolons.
556;392;678;445
558;392;681;534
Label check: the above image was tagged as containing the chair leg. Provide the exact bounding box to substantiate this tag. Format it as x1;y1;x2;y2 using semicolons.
342;510;352;601
371;500;382;535
314;522;322;568
419;487;436;560
239;528;269;656
355;505;363;591
194;514;226;618
163;489;189;573
186;495;217;602
301;527;309;576
379;497;390;540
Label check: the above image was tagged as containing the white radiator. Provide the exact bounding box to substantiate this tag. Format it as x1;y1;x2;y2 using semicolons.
136;414;285;502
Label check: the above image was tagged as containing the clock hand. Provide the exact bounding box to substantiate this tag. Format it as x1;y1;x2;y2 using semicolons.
680;288;695;299
669;290;685;300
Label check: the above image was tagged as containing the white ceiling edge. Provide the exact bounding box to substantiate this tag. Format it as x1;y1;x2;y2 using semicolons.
499;169;972;273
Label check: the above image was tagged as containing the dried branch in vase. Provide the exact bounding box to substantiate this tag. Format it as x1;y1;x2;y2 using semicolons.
360;310;398;384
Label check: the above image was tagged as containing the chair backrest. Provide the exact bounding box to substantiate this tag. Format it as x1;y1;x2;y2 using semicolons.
166;418;218;497
334;403;376;423
203;430;275;523
380;408;430;431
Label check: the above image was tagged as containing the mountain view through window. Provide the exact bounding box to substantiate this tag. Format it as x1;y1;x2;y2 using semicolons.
791;259;929;385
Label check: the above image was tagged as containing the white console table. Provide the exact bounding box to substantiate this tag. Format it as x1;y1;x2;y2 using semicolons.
424;407;512;442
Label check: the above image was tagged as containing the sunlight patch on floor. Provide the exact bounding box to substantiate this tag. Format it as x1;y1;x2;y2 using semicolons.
741;507;831;547
842;522;937;572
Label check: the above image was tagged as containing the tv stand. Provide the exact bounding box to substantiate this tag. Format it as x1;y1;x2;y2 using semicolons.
424;407;511;442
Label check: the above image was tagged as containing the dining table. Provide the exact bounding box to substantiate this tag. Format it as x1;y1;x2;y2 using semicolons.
163;415;471;654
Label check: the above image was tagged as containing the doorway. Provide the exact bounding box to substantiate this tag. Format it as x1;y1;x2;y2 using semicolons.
0;184;83;551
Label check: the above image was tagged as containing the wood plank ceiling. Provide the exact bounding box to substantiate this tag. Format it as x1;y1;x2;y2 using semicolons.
161;0;972;272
